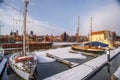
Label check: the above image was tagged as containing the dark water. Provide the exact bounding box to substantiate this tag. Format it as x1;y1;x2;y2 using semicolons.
36;56;93;80
36;62;68;80
1;52;120;80
90;52;120;80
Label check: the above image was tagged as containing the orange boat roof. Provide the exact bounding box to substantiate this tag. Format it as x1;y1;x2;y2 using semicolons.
91;30;107;35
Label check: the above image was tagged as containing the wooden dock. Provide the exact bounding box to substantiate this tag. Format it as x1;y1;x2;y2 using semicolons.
81;52;99;58
0;42;52;50
69;50;79;54
46;53;79;68
69;50;99;57
44;47;120;80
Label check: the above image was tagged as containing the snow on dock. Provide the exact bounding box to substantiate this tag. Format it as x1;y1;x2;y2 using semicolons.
113;66;120;80
35;47;86;63
0;58;7;77
53;42;78;46
46;53;79;68
44;47;120;80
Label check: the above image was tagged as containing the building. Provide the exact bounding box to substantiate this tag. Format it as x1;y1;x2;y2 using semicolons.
89;30;116;48
60;32;69;42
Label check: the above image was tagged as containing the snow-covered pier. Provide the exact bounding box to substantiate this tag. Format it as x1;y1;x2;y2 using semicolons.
35;47;86;63
46;53;79;68
44;47;120;80
69;50;99;57
0;58;7;77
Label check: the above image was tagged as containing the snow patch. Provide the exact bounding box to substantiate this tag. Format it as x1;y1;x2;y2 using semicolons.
114;66;120;79
35;47;86;63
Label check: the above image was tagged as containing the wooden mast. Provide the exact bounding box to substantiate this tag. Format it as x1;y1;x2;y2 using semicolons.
23;0;29;56
90;17;92;41
0;21;1;35
0;14;3;35
90;17;92;46
76;16;80;43
78;16;80;37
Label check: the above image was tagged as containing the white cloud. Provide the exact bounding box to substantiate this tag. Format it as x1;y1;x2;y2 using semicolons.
27;17;64;35
0;8;64;35
81;2;120;36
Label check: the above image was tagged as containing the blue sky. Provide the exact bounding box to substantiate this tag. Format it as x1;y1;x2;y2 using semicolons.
0;0;120;36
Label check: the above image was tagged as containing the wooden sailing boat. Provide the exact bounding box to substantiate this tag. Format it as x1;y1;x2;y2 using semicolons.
71;17;107;53
9;0;37;80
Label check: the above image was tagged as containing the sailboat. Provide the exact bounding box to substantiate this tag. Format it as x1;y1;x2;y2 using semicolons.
9;0;37;80
0;46;4;62
71;17;107;53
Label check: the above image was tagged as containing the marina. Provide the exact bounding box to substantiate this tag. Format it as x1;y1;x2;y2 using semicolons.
0;46;120;80
1;0;120;80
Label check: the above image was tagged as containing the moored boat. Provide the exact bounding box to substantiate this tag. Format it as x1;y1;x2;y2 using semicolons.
9;53;37;80
9;0;37;80
0;47;7;77
71;41;108;53
71;45;104;53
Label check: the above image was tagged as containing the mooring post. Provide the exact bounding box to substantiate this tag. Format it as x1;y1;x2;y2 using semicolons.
106;48;110;64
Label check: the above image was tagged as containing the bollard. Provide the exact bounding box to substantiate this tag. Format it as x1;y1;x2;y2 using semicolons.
106;48;110;64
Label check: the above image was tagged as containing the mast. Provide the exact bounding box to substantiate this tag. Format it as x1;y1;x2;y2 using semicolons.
78;16;80;36
0;21;1;35
90;17;92;45
23;0;29;56
76;16;80;43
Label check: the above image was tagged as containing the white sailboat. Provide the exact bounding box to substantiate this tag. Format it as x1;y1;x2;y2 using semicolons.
0;47;4;62
9;0;37;80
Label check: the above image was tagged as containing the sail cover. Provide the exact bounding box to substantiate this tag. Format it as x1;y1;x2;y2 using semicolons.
84;41;108;47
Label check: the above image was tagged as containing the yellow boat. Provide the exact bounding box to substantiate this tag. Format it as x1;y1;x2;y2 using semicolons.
71;41;108;53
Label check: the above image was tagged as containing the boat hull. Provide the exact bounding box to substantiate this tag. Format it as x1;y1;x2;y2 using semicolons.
9;62;30;80
9;53;37;80
71;45;104;53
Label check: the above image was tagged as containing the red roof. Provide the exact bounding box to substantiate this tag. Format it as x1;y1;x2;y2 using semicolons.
91;30;107;35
